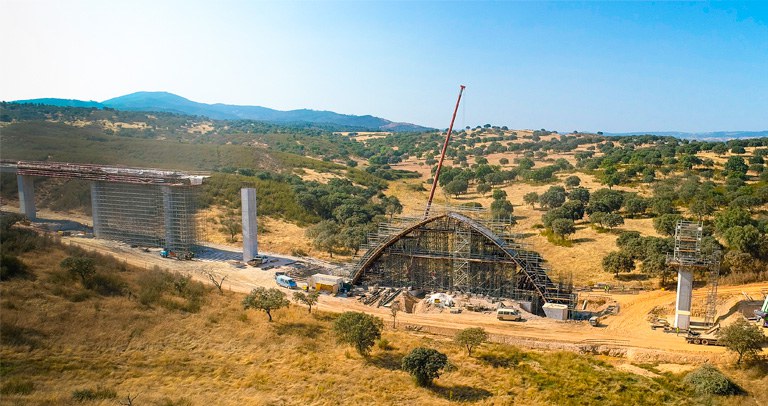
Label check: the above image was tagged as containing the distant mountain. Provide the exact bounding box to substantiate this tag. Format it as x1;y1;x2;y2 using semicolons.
12;92;430;132
605;130;768;140
13;98;104;108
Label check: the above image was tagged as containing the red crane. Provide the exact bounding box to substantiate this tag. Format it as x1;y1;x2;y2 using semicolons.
424;84;466;219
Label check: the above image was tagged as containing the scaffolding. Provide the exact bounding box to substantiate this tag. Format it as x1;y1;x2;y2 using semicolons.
2;160;206;253
350;206;576;315
91;182;199;253
666;220;721;327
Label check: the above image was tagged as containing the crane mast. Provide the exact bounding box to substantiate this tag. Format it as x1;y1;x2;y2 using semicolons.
424;84;465;219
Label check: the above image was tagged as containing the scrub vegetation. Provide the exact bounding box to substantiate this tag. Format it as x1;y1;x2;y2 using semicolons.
1;221;753;405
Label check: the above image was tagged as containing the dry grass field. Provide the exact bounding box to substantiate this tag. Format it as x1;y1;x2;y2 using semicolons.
3;243;765;406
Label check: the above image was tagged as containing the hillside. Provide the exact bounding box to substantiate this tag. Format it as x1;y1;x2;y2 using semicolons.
3;227;763;405
2;104;768;287
10;92;432;132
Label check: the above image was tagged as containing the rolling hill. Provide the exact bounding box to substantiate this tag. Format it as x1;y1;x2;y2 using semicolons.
11;92;431;132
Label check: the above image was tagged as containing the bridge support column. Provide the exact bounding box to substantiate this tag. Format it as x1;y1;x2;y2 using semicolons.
17;175;36;221
161;186;179;251
675;269;693;330
241;188;258;262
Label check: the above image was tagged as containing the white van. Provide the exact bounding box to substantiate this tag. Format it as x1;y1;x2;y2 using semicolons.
497;308;522;321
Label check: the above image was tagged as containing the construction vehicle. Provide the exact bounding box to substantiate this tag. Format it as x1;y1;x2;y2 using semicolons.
589;316;602;327
758;296;768;327
650;318;671;331
160;249;194;260
686;324;722;346
754;310;768;327
247;255;268;267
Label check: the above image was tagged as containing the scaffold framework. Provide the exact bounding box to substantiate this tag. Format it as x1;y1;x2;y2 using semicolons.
350;205;576;315
3;160;206;253
667;220;721;327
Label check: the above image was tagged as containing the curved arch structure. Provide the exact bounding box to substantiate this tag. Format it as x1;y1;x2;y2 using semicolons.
352;212;574;311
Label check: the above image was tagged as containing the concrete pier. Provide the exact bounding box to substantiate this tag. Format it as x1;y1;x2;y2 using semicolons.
241;188;258;262
162;186;177;250
675;269;693;329
17;175;36;221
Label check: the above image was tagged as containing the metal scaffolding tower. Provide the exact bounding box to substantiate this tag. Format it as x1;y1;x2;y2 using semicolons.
91;182;199;253
666;220;720;328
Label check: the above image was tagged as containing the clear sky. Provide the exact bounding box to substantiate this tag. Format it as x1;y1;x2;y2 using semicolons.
2;0;766;132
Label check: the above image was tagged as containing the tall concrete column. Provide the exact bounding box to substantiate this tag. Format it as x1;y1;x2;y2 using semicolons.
162;186;177;251
241;188;258;262
90;181;103;238
17;175;36;221
675;269;693;330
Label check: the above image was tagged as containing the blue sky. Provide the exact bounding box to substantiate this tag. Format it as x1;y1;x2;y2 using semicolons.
2;0;766;132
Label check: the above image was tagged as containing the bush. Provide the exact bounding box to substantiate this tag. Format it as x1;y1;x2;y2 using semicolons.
718;318;767;364
401;347;449;387
683;364;739;395
85;272;127;296
0;255;33;281
72;386;117;401
333;311;383;356
0;378;34;395
137;268;206;312
377;338;394;351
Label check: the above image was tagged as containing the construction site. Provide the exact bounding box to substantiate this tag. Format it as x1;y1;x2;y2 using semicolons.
1;87;765;365
349;205;575;318
3;161;767;364
2;160;206;254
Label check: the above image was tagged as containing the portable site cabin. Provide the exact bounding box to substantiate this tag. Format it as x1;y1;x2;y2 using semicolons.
309;273;344;293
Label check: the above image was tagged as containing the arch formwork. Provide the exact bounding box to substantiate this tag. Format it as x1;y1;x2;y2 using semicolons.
351;212;576;315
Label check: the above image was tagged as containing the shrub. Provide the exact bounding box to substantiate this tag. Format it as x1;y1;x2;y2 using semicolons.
333;311;383;356
683;364;738;395
718;318;766;364
401;347;449;387
60;256;96;284
377;338;394;351
0;378;34;395
85;272;127;296
137;268;206;312
72;386;117;401
0;255;33;280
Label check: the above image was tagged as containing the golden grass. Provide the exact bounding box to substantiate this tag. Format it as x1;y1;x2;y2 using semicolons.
0;247;723;406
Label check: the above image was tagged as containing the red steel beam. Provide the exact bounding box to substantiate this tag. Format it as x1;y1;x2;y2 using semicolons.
424;85;465;219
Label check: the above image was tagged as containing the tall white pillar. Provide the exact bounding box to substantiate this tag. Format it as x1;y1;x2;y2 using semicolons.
17;175;36;221
675;269;693;329
241;188;258;262
162;186;177;251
